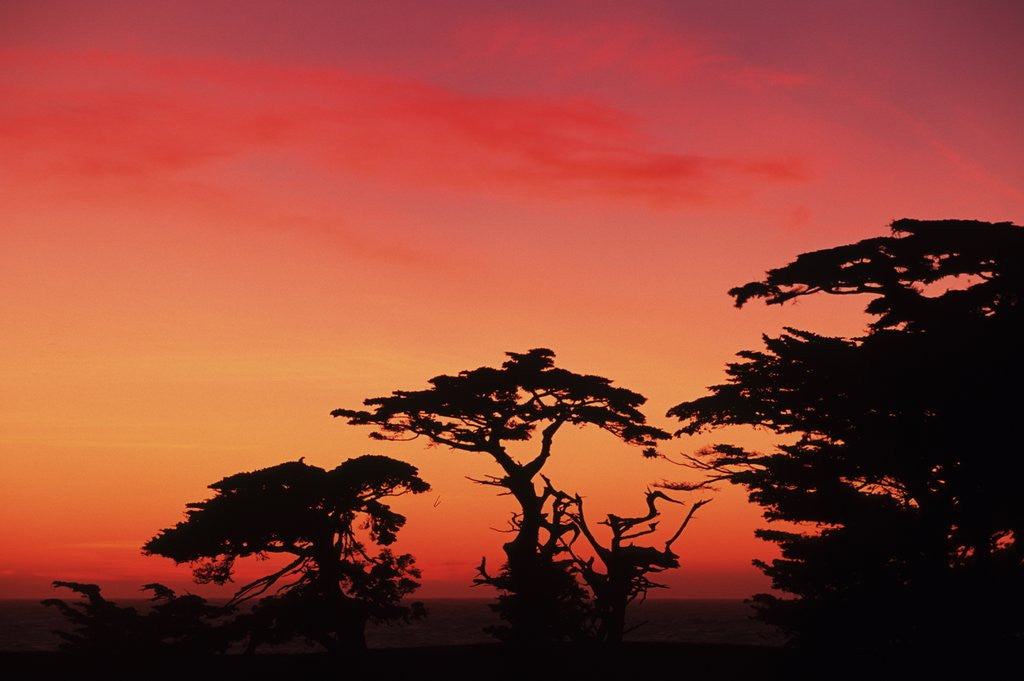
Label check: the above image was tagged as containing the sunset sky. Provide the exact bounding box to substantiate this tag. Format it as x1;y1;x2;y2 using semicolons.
2;0;1022;600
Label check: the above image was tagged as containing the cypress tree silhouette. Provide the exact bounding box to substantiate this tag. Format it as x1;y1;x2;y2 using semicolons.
669;219;1024;652
558;485;710;644
143;455;429;654
334;348;669;644
43;582;232;654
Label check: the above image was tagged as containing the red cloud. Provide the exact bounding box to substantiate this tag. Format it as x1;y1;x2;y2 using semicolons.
0;50;805;206
448;17;710;82
448;16;809;89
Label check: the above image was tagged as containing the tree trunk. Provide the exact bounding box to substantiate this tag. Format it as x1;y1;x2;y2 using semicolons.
493;472;585;645
325;607;368;655
315;543;368;655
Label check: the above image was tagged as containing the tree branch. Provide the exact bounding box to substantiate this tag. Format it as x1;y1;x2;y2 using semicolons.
665;499;712;551
226;555;307;607
521;417;566;480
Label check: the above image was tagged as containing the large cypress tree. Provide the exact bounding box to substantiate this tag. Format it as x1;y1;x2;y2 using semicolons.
670;219;1024;651
335;348;669;644
144;455;430;653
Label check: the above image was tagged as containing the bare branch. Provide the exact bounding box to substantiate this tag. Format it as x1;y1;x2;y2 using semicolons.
522;416;567;480
465;474;508;488
665;499;712;550
226;555;307;607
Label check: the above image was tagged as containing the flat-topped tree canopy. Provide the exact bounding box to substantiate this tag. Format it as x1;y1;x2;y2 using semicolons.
144;455;429;590
144;454;429;653
332;348;669;466
673;218;1024;441
728;219;1023;331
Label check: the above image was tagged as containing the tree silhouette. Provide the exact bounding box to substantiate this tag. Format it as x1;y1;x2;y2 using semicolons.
143;455;430;654
333;348;669;644
669;219;1024;651
43;581;232;654
558;485;710;644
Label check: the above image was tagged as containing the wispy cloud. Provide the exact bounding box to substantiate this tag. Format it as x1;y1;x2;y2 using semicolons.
1;49;806;207
64;540;145;551
448;17;712;83
447;16;810;90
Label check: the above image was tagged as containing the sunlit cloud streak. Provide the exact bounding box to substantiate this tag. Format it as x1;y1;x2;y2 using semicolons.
1;50;806;206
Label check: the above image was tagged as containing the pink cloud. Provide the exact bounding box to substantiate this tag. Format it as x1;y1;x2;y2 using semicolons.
0;49;806;206
448;16;809;89
449;17;710;83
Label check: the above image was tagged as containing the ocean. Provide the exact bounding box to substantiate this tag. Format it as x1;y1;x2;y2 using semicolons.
0;599;784;652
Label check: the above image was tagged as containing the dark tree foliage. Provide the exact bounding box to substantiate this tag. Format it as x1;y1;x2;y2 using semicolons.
559;487;710;644
333;348;669;644
669;219;1024;651
42;581;232;654
143;455;430;654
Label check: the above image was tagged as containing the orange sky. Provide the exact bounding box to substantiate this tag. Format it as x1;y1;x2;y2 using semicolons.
2;0;1022;600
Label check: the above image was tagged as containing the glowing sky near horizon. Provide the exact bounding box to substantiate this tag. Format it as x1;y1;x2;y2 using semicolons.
2;0;1022;599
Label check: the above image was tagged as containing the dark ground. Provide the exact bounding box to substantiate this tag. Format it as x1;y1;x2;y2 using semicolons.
0;641;1008;681
0;643;784;681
